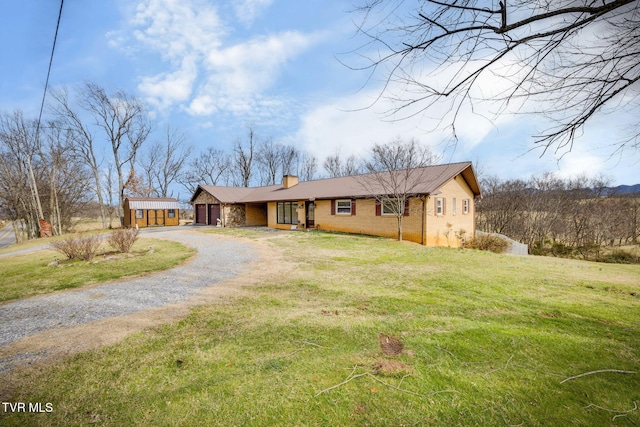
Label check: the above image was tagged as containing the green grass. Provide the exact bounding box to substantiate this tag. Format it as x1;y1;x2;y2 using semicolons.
2;231;639;426
0;238;195;302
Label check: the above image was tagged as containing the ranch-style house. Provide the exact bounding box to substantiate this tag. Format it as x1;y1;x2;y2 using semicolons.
189;161;481;246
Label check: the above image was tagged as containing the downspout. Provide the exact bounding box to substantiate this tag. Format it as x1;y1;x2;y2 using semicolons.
421;196;427;246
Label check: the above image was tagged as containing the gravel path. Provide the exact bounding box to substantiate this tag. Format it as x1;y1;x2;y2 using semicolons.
0;228;257;355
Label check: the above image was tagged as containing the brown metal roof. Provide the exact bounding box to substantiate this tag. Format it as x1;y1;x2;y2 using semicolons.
192;162;480;204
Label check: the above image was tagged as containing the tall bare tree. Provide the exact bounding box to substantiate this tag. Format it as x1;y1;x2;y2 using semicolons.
80;83;151;224
0;111;44;238
352;1;640;154
256;138;281;185
323;149;361;178
140;126;191;197
180;147;231;193
298;152;319;181
50;86;108;228
0;111;90;240
360;137;439;241
233;127;257;187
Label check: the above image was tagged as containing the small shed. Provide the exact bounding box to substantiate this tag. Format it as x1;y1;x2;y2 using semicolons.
124;197;180;228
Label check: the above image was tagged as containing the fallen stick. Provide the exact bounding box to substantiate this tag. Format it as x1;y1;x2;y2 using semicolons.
560;369;636;384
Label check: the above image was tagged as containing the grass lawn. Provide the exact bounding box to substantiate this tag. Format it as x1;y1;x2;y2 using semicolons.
2;231;639;426
0;238;195;302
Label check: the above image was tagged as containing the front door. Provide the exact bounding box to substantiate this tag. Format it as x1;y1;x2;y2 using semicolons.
306;202;315;227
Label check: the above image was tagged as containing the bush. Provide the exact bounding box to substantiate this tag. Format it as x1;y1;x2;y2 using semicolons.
51;234;102;261
108;228;140;253
463;234;509;253
600;249;640;264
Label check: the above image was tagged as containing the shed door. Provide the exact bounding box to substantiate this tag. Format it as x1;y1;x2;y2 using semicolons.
147;210;156;226
209;204;221;225
196;204;206;224
155;210;165;225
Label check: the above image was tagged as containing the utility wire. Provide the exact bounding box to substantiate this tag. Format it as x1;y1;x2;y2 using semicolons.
35;0;65;144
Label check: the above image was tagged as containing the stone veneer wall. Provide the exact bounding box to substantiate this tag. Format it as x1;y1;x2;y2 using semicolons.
226;204;246;227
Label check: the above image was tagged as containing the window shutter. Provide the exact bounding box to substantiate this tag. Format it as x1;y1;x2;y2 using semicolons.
404;198;409;216
434;198;438;215
351;199;356;216
443;198;446;215
375;200;381;216
331;200;335;215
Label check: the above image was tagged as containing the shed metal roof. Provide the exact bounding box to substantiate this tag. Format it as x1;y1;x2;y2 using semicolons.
126;197;179;210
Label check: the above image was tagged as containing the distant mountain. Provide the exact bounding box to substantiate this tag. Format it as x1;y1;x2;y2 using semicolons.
605;184;640;195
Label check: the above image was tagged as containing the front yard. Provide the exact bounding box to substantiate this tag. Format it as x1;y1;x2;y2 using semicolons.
2;230;639;426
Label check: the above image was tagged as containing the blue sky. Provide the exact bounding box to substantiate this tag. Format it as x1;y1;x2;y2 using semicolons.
1;0;638;188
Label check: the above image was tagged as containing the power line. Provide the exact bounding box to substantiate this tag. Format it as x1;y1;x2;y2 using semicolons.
35;0;65;144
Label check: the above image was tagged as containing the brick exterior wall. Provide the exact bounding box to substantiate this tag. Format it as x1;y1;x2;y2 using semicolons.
313;198;425;242
246;203;268;226
424;175;476;246
265;174;476;246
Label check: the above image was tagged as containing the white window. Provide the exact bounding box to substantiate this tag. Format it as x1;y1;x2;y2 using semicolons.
135;209;143;219
436;198;444;216
463;199;470;214
452;198;457;215
336;199;352;215
382;198;403;215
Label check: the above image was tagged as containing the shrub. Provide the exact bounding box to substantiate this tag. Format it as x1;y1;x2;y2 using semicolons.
51;234;102;261
108;228;140;253
463;234;509;253
600;249;640;264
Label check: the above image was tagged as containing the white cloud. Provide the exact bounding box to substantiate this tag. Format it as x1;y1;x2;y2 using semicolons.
138;57;198;109
234;0;273;27
290;88;451;165
113;0;316;121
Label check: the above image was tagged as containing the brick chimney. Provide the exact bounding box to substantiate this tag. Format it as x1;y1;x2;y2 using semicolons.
282;175;299;189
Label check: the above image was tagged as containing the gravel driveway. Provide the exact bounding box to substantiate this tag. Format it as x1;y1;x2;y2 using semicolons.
0;228;257;370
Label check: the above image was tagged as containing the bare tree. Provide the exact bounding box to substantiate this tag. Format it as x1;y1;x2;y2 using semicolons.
180;147;231;193
352;1;640;154
256;138;281;185
49;86;108;228
323;149;362;178
233;127;257;187
140;126;191;197
0;111;44;239
80;83;151;224
0;111;90;240
360;137;439;241
280;144;299;176
298;152;319;181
